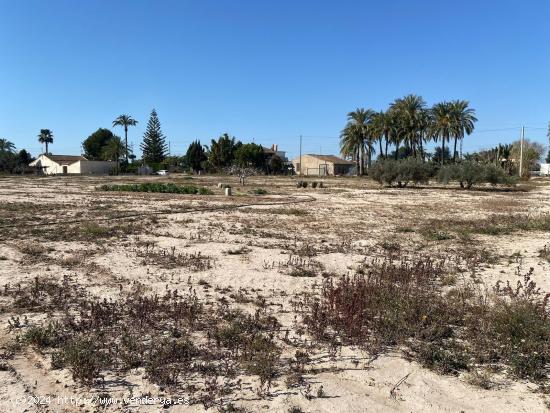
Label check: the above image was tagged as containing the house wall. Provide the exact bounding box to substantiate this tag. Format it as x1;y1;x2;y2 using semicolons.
29;155;63;175
292;155;329;175
30;156;117;175
291;155;354;176
78;161;117;175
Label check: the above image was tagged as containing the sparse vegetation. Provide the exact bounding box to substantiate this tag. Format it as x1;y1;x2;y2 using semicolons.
2;174;549;411
302;256;550;382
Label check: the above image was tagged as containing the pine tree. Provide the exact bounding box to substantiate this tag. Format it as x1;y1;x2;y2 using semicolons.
140;109;167;164
186;140;207;172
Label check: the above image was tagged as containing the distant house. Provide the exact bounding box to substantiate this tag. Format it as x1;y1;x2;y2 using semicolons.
540;163;550;176
262;144;288;162
291;154;355;176
29;154;117;175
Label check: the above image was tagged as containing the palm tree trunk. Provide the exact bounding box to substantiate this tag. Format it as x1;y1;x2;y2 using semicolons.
441;137;446;165
379;139;383;159
385;136;389;158
359;146;364;176
419;139;424;162
124;126;129;162
453;136;458;162
45;142;49;154
395;140;399;160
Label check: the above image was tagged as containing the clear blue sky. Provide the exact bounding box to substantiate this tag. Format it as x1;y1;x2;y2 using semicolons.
1;0;549;160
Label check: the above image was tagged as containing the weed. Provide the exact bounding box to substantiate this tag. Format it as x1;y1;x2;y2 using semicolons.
145;337;197;386
465;368;495;389
539;244;550;262
61;336;108;385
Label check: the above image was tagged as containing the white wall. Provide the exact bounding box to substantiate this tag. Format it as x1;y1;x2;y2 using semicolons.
29;155;63;175
77;161;117;175
30;156;117;175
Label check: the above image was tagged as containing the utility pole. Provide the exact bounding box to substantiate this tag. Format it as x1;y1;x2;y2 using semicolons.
519;126;524;178
299;134;302;175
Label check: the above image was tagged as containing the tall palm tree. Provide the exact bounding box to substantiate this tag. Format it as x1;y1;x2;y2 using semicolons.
0;138;16;153
112;114;138;161
343;108;375;175
38;129;53;154
449;100;477;162
431;102;453;164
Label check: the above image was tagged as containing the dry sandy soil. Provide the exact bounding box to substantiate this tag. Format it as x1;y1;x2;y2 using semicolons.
0;174;549;412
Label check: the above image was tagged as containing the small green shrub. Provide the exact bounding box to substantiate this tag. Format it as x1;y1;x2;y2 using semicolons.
145;337;197;386
22;323;64;348
61;336;108;385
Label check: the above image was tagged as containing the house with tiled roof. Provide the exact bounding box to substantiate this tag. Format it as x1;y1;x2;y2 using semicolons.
29;154;117;175
291;154;355;176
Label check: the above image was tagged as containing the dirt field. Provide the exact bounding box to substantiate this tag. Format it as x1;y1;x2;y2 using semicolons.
0;174;549;412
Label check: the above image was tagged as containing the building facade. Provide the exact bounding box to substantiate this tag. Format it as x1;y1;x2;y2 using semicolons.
291;154;355;176
30;154;117;175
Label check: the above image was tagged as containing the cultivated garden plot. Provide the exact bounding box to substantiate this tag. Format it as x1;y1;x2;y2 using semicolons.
0;174;549;412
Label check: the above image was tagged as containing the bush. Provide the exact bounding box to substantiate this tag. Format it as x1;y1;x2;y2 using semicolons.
22;323;64;348
145;337;197;386
370;158;432;187
437;161;516;189
60;336;108;385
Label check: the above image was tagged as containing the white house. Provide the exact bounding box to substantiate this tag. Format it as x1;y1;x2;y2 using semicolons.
30;154;117;175
540;163;550;176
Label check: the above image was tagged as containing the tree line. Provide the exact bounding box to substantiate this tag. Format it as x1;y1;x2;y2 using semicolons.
340;94;477;175
81;109;286;174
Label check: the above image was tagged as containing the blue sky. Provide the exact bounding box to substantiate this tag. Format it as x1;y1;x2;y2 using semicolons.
1;0;549;160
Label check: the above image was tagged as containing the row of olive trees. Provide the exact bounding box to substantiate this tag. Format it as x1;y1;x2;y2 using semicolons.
340;95;477;175
370;158;516;189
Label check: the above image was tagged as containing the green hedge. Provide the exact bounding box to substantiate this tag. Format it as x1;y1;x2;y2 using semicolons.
98;183;212;195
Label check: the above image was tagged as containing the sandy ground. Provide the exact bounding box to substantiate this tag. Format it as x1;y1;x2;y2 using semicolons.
0;174;549;412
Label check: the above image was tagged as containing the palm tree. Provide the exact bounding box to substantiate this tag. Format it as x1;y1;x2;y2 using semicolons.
102;136;126;162
370;111;390;159
390;95;427;159
343;108;375;175
38;129;53;154
112;114;138;161
340;124;363;175
449;100;477;162
431;102;453;165
0;138;16;153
